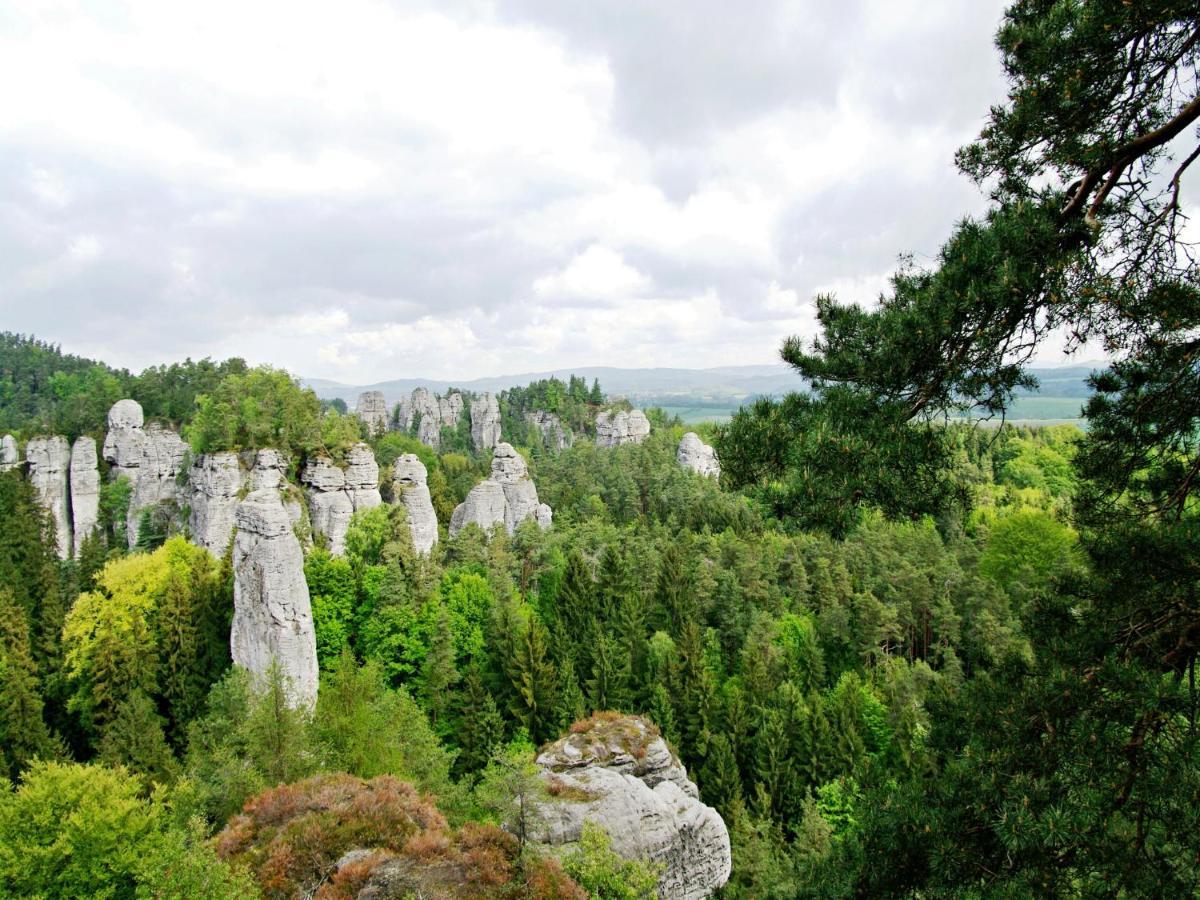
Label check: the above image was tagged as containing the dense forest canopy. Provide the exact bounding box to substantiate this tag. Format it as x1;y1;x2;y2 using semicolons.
1;1;1198;897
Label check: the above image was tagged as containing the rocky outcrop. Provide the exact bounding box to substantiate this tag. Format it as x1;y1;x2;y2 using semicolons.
102;399;146;483
356;391;389;437
70;436;100;555
595;409;651;448
0;435;19;472
231;487;319;709
532;715;731;900
527;411;572;451
126;423;188;547
189;452;244;556
391;454;438;555
449;443;552;536
301;443;381;556
677;433;720;478
101;400;188;547
396;388;466;449
26;436;72;559
470;393;501;451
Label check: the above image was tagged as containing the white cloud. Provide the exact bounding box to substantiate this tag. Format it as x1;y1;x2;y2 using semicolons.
532;244;650;301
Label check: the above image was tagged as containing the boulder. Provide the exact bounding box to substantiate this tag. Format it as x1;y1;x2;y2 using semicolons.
70;436;100;556
448;443;552;537
26;435;72;559
526;411;572;451
470;392;502;451
677;433;720;478
189;452;244;556
391;454;438;555
532;715;731;900
595;410;651;448
356;391;390;437
0;434;19;472
231;488;319;709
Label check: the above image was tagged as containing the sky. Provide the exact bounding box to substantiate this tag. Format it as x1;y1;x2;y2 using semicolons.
0;0;1021;383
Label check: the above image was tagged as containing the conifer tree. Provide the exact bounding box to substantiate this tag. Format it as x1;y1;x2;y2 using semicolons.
509;617;557;743
421;605;459;733
701;732;743;821
554;653;588;731
0;589;53;778
455;668;504;775
98;689;179;787
586;626;630;713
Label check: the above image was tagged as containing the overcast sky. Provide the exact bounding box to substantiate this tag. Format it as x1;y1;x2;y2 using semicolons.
1;0;1021;383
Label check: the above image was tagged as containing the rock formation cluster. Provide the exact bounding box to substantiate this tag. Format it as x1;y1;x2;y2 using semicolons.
527;411;572;451
677;432;721;478
69;436;100;555
449;442;552;536
595;409;651;448
231;485;319;709
391;454;438;555
26;435;73;558
470;392;502;451
356;391;389;437
532;715;731;899
301;443;382;556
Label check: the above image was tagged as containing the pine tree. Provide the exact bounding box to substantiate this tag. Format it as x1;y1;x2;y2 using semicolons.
647;682;679;747
454;668;504;776
616;593;649;707
98;689;179;787
0;589;53;779
157;567;201;747
554;653;588;731
246;660;313;786
557;551;595;672
701;732;743;821
655;542;695;637
673;620;712;769
586;625;630;713
510;618;557;743
421;605;460;733
589;378;603;404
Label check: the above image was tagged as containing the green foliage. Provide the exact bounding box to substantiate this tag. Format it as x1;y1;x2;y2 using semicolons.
978;508;1081;590
563;822;661;899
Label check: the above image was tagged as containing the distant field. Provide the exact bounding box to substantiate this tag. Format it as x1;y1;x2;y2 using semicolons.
659;405;737;424
658;395;1086;427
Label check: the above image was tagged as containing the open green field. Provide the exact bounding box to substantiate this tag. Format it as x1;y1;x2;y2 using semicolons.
658;405;738;424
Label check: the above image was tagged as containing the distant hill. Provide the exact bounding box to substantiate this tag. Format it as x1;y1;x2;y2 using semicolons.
304;362;1103;425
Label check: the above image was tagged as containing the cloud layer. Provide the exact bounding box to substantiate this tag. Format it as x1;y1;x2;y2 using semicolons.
0;0;1011;380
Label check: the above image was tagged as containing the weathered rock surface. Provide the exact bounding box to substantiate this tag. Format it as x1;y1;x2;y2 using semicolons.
301;443;381;556
532;715;731;900
0;434;19;472
391;454;438;555
470;392;502;451
231;487;319;709
249;448;288;491
70;436;100;556
677;432;720;478
102;398;146;484
526;411;572;451
127;423;188;548
396;388;467;448
26;435;72;558
595;409;651;448
189;452;244;556
356;391;390;437
449;443;552;536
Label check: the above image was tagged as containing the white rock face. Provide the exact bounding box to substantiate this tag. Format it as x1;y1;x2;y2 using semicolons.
356;391;389;437
527;411;572;451
391;454;439;555
102;399;146;484
470;392;502;451
677;432;721;478
398;388;467;448
231;488;319;710
26;436;72;559
70;436;100;556
127;423;188;548
301;443;381;556
0;435;19;472
449;442;552;537
595;409;651;448
189;452;244;556
532;716;731;900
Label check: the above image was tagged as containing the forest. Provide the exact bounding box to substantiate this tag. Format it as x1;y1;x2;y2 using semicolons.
2;0;1199;897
